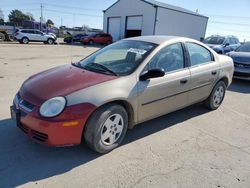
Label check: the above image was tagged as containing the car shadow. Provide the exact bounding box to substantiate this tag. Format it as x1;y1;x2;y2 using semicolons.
59;42;105;48
0;104;209;187
228;79;250;94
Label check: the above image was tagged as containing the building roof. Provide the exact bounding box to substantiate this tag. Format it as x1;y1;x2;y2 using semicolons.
104;0;208;19
123;35;189;44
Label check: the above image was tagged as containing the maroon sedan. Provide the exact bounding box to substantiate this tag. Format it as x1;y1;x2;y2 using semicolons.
81;33;112;45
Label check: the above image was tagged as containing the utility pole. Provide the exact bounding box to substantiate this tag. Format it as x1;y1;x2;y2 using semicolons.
40;3;43;31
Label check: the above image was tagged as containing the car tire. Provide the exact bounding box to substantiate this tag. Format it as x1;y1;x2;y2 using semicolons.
204;81;226;110
47;38;54;45
84;104;128;153
89;40;94;45
22;37;29;44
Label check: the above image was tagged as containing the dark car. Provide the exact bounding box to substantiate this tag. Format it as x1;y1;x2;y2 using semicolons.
203;35;241;54
80;33;112;45
64;34;88;43
227;42;250;80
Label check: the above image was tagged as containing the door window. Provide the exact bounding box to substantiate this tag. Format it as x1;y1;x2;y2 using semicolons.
186;43;213;66
148;43;184;73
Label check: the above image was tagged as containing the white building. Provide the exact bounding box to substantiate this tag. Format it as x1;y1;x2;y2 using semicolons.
103;0;208;41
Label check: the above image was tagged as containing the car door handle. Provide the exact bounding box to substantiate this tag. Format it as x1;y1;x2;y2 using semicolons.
211;71;217;75
180;79;188;84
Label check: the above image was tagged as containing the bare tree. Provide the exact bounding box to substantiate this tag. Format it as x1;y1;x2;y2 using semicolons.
0;9;4;23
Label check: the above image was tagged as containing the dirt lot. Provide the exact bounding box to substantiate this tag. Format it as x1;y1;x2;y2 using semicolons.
0;41;250;188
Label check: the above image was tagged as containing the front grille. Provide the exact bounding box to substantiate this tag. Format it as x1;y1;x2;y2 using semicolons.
17;123;48;142
234;72;250;78
31;130;48;142
15;93;35;112
234;62;250;68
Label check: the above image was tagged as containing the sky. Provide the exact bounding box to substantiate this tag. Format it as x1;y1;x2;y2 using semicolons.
1;0;250;41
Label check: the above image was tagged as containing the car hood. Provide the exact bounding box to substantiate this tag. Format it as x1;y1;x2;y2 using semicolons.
205;43;222;49
19;64;116;106
228;52;250;64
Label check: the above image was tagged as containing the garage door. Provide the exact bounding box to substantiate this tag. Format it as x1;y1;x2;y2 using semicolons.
126;16;143;38
108;17;121;42
127;16;143;30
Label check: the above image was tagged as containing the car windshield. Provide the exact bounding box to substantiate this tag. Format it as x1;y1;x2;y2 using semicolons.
236;43;250;52
77;40;157;76
204;37;225;45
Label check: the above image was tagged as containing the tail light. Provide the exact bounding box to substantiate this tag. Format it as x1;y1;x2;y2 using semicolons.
15;32;20;36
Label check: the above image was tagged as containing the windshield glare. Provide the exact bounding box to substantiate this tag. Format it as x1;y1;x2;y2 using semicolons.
236;43;250;52
204;37;225;45
79;40;157;76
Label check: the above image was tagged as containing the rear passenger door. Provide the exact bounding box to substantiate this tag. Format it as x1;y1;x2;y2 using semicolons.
185;42;220;105
34;30;45;41
25;30;35;41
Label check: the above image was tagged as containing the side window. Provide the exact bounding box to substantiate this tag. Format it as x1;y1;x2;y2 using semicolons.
34;30;42;35
186;43;213;66
28;30;34;34
224;38;230;44
148;43;184;73
229;38;236;44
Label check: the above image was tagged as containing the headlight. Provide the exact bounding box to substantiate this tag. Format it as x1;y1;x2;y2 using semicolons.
40;97;66;118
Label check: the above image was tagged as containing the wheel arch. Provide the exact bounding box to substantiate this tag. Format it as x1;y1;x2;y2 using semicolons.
219;76;229;87
81;99;135;144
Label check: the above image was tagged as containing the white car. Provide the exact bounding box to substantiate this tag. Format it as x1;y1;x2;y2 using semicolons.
14;29;56;44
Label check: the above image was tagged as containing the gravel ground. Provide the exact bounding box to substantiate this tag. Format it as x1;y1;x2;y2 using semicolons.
0;41;249;188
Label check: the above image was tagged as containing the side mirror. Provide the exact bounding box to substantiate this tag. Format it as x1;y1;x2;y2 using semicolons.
225;43;230;47
139;69;165;81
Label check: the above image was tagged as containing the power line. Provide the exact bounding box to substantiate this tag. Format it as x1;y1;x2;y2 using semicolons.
206;14;250;20
44;9;102;18
209;21;250;27
44;3;102;12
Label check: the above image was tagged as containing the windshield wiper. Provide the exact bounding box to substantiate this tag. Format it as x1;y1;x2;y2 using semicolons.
88;63;118;76
71;61;82;68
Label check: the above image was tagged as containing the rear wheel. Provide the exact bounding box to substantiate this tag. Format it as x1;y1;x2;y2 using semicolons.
47;38;54;45
84;104;128;153
204;81;226;110
21;37;29;44
89;40;94;45
0;32;6;42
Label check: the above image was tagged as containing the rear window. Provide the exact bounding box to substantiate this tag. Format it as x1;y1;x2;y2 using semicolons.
204;37;225;45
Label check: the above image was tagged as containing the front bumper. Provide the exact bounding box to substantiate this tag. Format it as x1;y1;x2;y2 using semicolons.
11;101;96;146
234;67;250;80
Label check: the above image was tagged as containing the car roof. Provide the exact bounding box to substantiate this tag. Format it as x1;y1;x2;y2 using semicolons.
123;35;189;44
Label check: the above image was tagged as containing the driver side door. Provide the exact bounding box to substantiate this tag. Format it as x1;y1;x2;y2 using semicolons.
137;43;191;123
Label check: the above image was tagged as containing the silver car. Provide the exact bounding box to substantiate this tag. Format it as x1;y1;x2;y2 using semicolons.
11;36;234;153
14;29;56;44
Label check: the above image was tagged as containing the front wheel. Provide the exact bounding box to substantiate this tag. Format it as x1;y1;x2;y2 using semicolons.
88;40;94;45
204;81;226;110
84;104;128;153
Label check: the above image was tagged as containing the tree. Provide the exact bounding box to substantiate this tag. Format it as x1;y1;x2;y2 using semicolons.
46;19;54;27
8;9;33;26
0;9;4;23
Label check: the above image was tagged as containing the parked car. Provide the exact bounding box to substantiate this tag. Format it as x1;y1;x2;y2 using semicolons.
64;34;88;43
227;42;250;80
14;29;56;44
10;36;234;153
203;35;241;54
80;33;112;45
